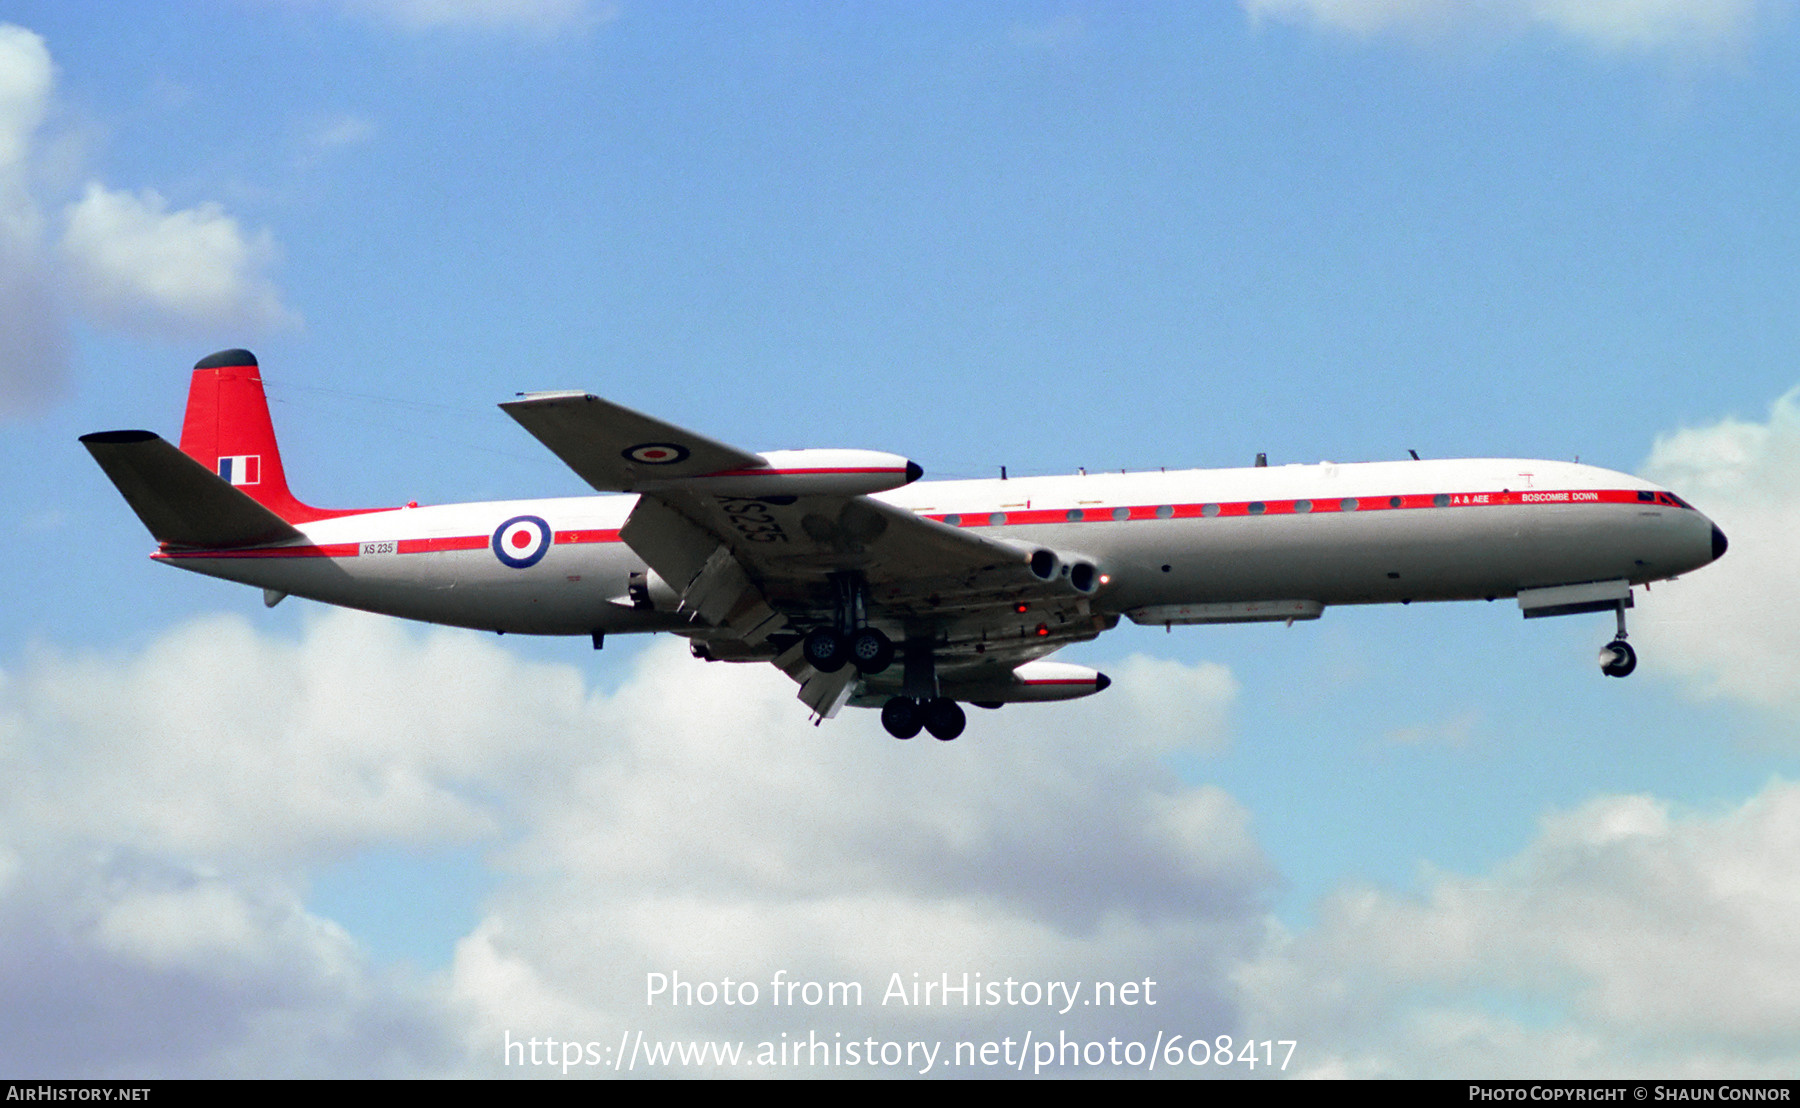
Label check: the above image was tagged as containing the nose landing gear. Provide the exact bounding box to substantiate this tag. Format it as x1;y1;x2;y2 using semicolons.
1600;639;1637;678
1600;602;1636;678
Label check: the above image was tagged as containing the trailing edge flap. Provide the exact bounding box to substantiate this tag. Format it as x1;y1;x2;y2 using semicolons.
776;639;857;719
620;494;781;639
80;430;304;549
618;494;717;593
500;392;763;493
798;665;857;719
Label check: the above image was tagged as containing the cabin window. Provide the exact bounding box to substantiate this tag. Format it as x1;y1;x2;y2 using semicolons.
1156;505;1174;519
989;512;1007;526
1112;507;1130;521
1341;498;1359;511
1066;508;1083;522
1202;503;1221;517
1433;493;1450;508
1294;500;1313;513
1248;502;1266;515
944;514;961;526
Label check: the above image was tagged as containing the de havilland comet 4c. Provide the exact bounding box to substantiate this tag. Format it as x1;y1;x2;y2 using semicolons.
84;350;1728;741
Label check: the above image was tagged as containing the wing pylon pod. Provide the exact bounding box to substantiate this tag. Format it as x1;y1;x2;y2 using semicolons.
850;661;1112;708
499;391;922;497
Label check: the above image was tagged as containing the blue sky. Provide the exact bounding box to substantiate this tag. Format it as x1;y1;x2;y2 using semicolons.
3;0;1799;1078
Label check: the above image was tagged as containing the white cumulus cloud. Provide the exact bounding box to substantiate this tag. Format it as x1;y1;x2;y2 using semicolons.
1237;781;1800;1077
0;842;461;1077
0;605;1265;1075
1637;388;1800;714
1226;387;1800;1077
447;639;1269;1073
0;24;66;417
60;185;298;339
2;610;610;866
0;22;298;418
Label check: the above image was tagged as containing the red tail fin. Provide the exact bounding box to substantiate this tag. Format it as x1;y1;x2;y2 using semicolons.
177;349;358;524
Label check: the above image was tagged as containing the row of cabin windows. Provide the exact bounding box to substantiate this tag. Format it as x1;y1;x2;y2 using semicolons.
940;492;1459;527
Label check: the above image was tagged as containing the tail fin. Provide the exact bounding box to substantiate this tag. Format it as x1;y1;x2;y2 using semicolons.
177;349;345;524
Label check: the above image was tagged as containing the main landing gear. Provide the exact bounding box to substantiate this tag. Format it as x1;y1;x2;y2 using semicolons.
799;574;970;742
801;573;895;675
875;627;967;741
1600;602;1637;679
802;625;894;675
881;696;966;741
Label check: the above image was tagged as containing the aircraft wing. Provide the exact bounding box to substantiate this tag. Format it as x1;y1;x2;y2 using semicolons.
503;393;1112;711
499;391;765;492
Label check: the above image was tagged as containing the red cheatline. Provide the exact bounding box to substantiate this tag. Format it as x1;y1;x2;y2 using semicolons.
930;488;1656;527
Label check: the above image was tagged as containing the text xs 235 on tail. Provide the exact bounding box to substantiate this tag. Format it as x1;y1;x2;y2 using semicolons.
84;349;1728;741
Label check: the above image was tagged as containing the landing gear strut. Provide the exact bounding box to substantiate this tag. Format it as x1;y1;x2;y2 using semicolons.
879;633;965;740
804;574;894;675
1600;602;1637;678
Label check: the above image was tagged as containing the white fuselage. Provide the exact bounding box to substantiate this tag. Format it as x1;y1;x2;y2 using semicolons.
153;456;1720;638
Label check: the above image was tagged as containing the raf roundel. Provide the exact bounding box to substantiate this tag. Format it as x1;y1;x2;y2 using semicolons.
622;441;690;466
492;515;552;569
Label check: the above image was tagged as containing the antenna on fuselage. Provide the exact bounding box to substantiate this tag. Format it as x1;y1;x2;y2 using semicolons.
1255;453;1267;467
1408;449;1421;460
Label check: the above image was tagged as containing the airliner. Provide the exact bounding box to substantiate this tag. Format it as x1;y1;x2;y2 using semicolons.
83;350;1728;740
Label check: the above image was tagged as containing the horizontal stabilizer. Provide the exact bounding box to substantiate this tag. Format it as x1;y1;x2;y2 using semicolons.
80;430;304;549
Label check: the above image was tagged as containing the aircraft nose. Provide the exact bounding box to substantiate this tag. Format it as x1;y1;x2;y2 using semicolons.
1712;524;1729;563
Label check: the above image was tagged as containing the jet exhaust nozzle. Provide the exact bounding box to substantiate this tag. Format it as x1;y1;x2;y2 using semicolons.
1027;548;1100;594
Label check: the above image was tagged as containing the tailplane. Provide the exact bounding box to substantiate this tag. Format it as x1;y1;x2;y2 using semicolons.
177;349;346;524
80;430;303;548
